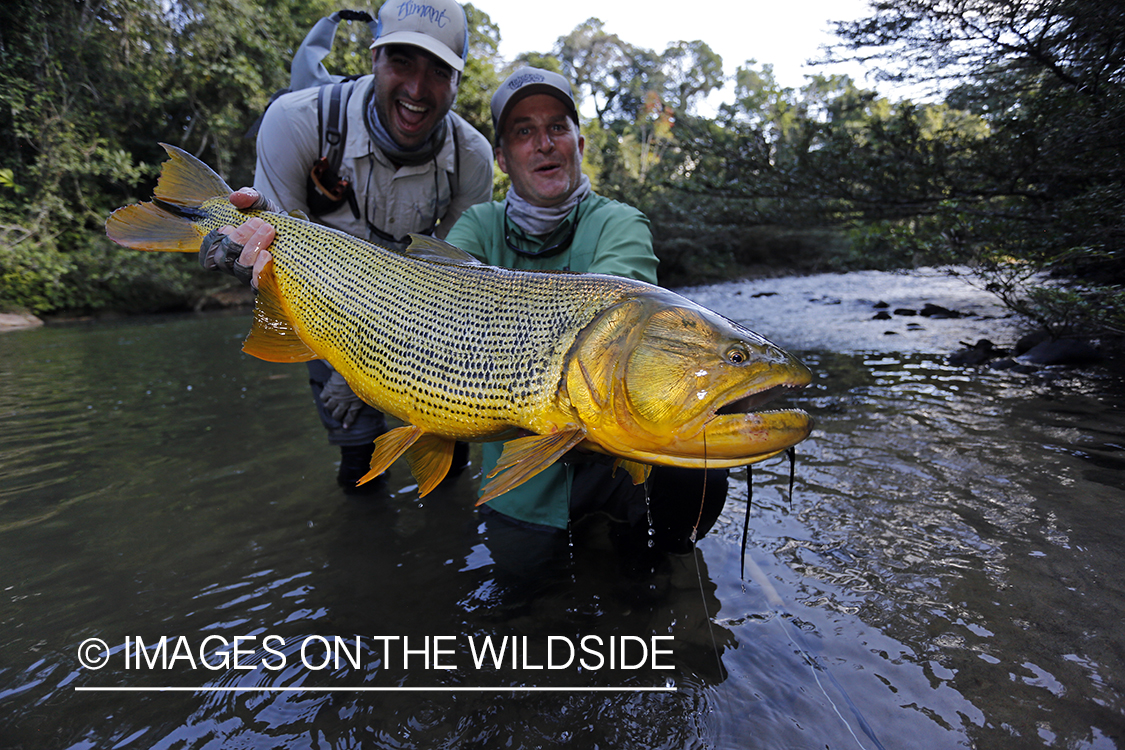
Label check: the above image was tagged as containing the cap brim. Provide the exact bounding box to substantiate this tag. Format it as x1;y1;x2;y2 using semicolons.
494;85;580;136
370;31;465;72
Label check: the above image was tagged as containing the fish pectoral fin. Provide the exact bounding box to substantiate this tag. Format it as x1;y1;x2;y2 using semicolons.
405;434;456;497
402;234;483;265
358;425;423;486
612;459;652;486
241;260;319;363
477;428;587;505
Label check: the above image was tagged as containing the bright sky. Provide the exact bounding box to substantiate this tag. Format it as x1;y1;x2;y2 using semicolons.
471;0;888;112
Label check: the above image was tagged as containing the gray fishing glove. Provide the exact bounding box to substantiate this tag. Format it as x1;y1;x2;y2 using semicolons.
199;230;254;285
321;370;364;429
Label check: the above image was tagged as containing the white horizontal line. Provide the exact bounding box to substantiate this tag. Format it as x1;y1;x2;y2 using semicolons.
75;686;676;693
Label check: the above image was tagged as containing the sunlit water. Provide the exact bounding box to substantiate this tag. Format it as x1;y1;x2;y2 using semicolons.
2;271;1123;749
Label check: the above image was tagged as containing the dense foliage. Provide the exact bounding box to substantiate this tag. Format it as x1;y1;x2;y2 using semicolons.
1;0;1121;336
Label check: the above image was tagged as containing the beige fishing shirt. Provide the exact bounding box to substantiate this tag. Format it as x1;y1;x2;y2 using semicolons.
252;75;494;249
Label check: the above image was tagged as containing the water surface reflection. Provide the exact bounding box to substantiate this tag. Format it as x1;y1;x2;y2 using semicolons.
1;308;1122;748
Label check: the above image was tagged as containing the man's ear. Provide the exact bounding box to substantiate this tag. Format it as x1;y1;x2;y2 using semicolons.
495;145;509;175
577;134;585;160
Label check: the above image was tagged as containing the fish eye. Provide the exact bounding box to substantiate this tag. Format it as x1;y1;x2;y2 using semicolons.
725;346;748;365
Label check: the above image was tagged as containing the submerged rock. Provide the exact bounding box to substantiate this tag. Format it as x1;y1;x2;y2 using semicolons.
1019;338;1103;366
920;303;962;319
949;339;1006;366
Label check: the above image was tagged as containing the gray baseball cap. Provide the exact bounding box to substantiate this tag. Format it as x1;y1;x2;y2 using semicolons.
369;0;469;73
491;66;579;138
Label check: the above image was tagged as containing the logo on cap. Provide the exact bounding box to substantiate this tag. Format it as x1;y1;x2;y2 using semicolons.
507;73;546;90
395;0;451;27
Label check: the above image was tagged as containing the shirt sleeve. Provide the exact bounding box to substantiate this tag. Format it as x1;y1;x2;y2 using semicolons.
435;120;495;240
443;206;490;262
252;93;320;215
586;207;659;285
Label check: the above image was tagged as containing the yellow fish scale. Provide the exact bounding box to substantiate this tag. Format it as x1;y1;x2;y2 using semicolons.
243;206;639;440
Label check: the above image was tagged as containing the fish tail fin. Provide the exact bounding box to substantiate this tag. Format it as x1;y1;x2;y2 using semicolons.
152;143;233;207
242;260;319;363
105;143;233;252
105;200;202;252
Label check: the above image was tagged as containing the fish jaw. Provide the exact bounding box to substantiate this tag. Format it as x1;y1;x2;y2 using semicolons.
564;291;813;467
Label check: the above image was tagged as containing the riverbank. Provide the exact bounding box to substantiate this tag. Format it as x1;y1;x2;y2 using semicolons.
0;312;43;332
5;266;1118;365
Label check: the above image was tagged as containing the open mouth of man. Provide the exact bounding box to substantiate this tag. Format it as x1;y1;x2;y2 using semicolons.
396;100;430;131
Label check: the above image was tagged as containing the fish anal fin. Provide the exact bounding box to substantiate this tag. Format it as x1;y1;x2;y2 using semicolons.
105;201;202;252
403;234;482;265
477;428;586;505
241;260;318;363
358;425;424;485
405;434;456;497
154;143;234;206
613;459;652;486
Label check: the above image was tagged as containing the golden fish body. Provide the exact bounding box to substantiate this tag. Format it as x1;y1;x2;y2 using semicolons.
107;144;813;501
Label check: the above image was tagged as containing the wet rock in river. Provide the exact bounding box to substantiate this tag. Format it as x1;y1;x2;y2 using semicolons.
920;303;962;319
949;339;1006;366
1018;337;1103;366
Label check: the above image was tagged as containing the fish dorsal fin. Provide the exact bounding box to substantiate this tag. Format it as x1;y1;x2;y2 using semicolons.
154;143;233;207
403;234;482;265
405;433;457;497
359;425;423;485
477;428;587;504
613;459;652;486
241;260;319;363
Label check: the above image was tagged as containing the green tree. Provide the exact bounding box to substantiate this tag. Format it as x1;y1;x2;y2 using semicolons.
827;0;1125;335
660;40;723;113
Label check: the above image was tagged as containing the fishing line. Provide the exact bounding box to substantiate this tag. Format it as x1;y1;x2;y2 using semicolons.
740;464;753;581
787;447;796;512
737;450;885;750
740;549;886;750
691;429;724;679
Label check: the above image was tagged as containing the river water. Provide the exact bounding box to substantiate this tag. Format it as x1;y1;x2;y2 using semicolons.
1;268;1123;749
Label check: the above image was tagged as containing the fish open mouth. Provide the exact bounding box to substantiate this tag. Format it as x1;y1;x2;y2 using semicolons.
715;383;806;416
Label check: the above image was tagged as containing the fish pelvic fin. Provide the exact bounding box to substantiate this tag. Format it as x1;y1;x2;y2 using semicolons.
359;425;423;486
241;260;319;363
405;434;456;497
477;428;587;505
612;459;652;486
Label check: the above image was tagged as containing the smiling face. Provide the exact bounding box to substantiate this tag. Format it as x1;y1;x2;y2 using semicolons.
496;94;586;208
370;45;458;150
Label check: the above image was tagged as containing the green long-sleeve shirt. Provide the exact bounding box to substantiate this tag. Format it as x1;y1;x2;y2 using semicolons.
444;193;658;528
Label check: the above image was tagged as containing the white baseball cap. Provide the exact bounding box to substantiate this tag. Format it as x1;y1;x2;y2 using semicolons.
370;0;469;73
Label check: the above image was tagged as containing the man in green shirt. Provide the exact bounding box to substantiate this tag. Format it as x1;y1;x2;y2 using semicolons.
445;67;727;559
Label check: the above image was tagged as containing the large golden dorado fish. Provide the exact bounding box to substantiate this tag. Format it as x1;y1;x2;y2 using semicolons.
106;144;812;502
